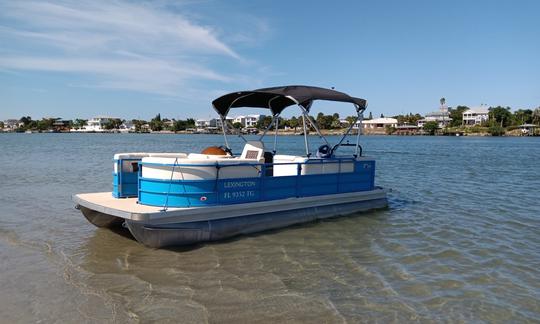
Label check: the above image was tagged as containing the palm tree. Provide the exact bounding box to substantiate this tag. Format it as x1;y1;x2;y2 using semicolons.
440;97;446;109
533;107;540;125
288;116;299;133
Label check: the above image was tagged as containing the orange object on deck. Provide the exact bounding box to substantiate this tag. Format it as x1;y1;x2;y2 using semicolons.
201;146;227;155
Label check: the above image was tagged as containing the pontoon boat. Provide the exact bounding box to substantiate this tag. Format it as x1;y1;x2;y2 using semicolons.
73;86;388;248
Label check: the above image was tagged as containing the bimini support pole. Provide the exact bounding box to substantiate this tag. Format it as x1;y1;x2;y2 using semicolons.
220;116;231;151
298;105;330;147
332;104;363;155
273;115;279;154
219;92;256;152
226;119;248;143
301;112;309;156
258;114;278;141
355;109;364;157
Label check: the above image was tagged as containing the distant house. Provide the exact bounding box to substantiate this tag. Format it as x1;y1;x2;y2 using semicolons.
52;119;71;132
357;117;398;134
462;105;489;126
119;120;135;133
195;119;210;128
418;109;452;128
233;114;265;128
163;120;174;129
394;124;419;135
3;119;22;130
362;117;398;129
83;116;120;132
214;117;234;128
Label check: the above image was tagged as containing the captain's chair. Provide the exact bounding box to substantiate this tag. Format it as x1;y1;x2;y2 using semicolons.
240;141;265;162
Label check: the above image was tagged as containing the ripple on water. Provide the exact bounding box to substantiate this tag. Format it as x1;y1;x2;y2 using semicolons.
1;134;540;322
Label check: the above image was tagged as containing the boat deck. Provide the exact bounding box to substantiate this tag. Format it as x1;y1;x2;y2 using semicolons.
73;192;184;220
73;189;388;225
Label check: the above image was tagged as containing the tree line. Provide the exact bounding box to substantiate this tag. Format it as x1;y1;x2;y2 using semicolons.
3;114;196;132
3;106;539;134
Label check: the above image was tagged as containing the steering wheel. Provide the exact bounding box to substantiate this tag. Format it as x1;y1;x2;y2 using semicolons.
355;144;363;157
316;144;332;158
219;145;234;156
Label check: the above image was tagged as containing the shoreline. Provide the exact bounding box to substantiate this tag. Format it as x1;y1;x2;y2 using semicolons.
1;130;537;137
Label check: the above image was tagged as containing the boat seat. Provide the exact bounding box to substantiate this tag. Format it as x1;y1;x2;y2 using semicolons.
114;153;152;173
240;141;265;162
273;155;355;176
141;156;262;180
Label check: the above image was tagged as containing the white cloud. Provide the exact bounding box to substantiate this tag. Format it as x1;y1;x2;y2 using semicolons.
0;0;247;96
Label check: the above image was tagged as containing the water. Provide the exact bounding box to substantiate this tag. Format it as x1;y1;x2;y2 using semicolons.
0;133;539;323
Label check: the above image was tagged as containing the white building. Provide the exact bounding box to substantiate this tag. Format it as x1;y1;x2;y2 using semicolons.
462;105;489;126
417;104;452;128
3;119;22;130
83;116;119;132
361;117;398;130
119;120;135;133
214;117;233;128
195;119;210;128
233;114;265;128
195;117;233;128
196;115;261;130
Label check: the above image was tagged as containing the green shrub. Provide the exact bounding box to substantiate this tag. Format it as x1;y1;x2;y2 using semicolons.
423;121;439;135
385;125;396;135
488;125;505;136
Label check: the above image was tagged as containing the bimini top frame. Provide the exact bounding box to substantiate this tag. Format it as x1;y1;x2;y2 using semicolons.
211;85;368;157
212;85;366;116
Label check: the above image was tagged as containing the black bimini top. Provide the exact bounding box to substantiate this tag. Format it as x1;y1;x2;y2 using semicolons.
212;85;367;117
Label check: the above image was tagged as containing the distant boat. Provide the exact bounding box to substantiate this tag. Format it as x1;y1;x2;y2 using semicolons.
73;85;388;248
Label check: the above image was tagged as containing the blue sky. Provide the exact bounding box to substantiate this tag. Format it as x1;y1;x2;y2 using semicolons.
1;0;539;120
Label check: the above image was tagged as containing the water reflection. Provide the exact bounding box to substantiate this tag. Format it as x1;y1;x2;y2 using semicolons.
76;212;402;322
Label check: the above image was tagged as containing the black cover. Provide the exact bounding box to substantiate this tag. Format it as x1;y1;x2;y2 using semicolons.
212;85;367;116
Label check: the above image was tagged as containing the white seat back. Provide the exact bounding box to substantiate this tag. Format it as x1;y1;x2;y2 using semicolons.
240;141;265;161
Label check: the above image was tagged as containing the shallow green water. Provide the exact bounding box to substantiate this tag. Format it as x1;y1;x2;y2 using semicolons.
0;133;539;322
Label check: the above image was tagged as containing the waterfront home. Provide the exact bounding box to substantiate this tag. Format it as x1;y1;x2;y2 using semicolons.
361;117;398;134
233;114;265;128
52;119;71;132
195;118;231;133
83;116;120;132
195;119;210;133
463;105;489;126
394;124;419;135
417;111;451;128
215;117;234;128
163;120;175;130
3;119;23;131
195;119;210;128
119;120;135;133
